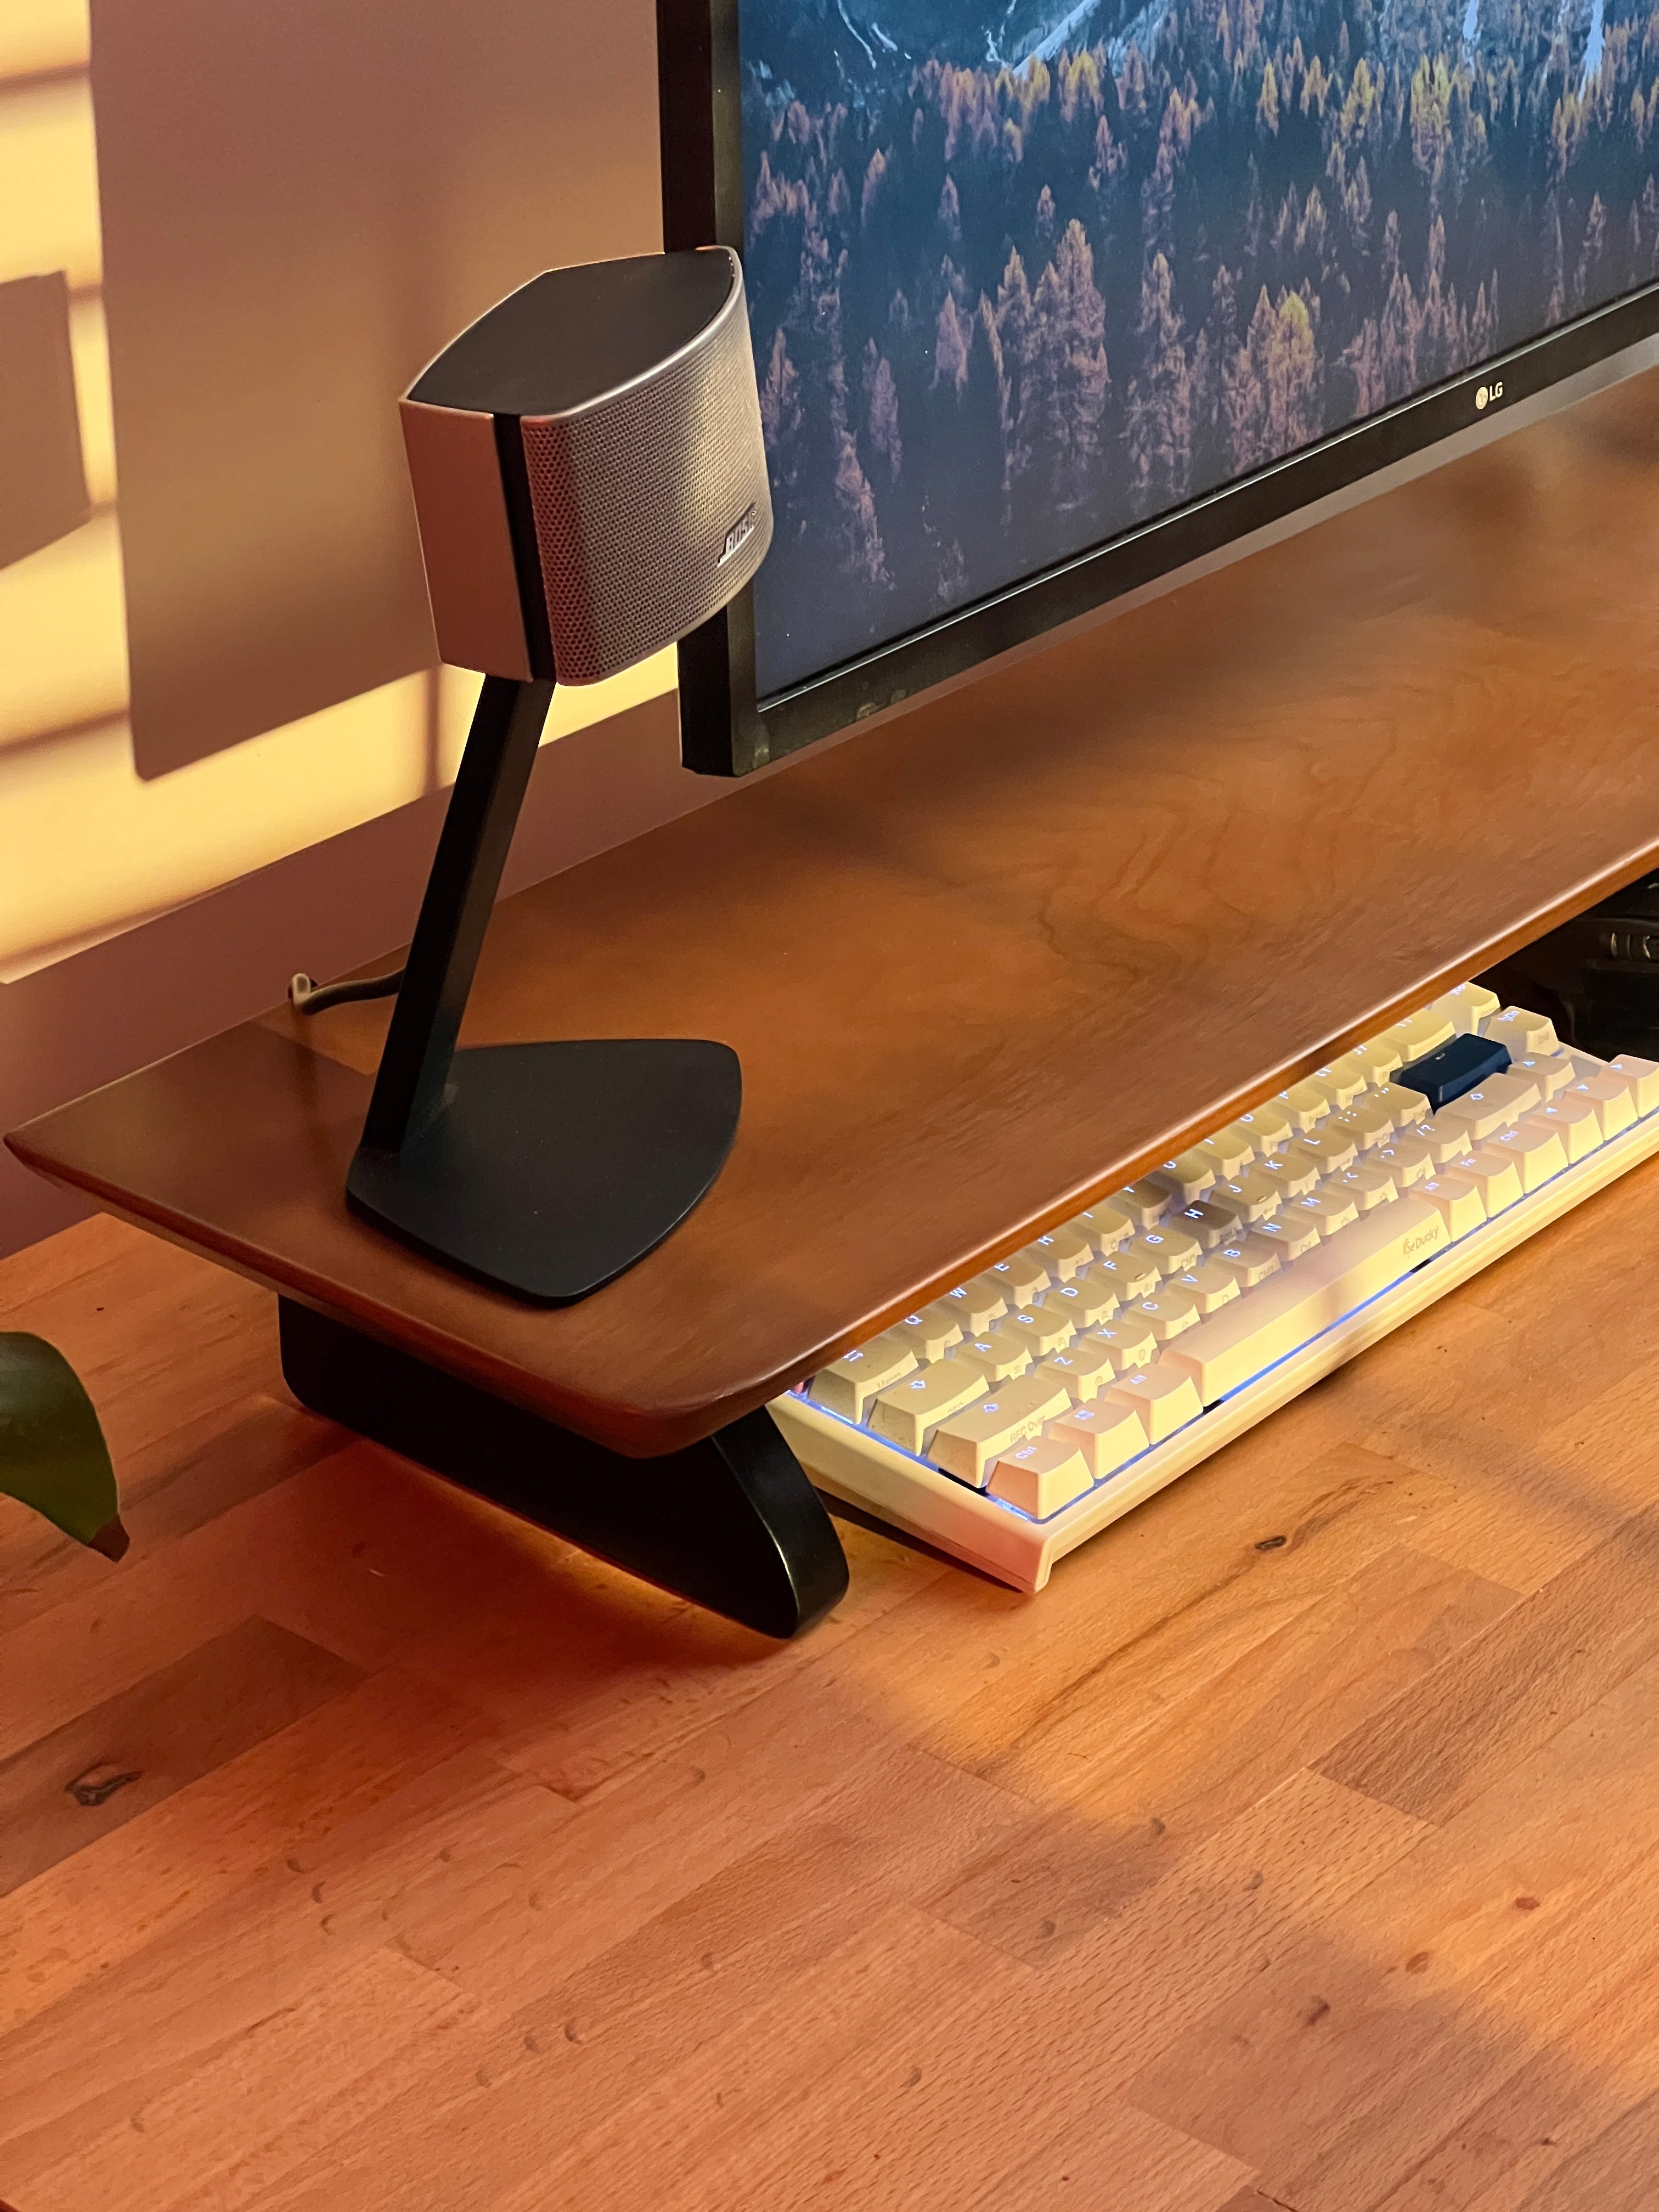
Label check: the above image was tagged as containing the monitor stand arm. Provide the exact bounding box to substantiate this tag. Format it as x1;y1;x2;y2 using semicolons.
346;673;744;1306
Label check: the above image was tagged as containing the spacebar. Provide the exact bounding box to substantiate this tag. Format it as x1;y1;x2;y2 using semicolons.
1161;1198;1449;1402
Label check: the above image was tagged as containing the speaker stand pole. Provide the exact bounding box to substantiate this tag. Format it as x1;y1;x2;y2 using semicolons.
329;674;845;1634
345;673;743;1305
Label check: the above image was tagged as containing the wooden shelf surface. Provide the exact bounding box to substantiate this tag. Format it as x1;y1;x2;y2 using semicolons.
11;368;1659;1455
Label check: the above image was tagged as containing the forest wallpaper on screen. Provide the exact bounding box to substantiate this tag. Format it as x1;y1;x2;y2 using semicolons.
738;0;1659;693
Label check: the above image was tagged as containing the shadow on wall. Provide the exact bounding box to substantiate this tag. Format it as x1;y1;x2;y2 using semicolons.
91;0;661;781
0;271;88;571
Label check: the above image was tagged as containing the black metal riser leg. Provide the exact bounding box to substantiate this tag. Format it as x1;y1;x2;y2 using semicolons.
278;1300;849;1640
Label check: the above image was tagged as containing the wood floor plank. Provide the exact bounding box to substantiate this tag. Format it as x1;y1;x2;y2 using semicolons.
0;1747;528;2194
1316;1501;1659;1823
0;1616;361;1894
1372;1942;1659;2211
0;1667;489;2035
1500;2092;1659;2212
230;1746;1029;2212
20;1948;473;2212
962;2099;1255;2210
913;1442;1462;1781
930;1545;1513;1962
1125;1651;1659;2211
482;1905;1043;2212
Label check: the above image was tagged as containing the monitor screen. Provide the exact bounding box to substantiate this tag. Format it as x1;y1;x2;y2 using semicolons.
728;0;1659;706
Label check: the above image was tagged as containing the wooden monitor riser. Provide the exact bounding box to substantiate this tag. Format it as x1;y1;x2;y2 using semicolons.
11;368;1659;1630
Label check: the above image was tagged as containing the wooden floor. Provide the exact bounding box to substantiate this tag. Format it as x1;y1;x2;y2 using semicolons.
4;1192;1659;2212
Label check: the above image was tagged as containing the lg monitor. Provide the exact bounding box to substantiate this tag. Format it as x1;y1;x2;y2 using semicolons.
658;0;1659;775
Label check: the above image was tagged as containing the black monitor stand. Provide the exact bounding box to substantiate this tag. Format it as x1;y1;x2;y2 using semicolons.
346;673;742;1306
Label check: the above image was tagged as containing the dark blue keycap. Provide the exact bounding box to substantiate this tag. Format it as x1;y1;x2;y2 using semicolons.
1395;1032;1511;1111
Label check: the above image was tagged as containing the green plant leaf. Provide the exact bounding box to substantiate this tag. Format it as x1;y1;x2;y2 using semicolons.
0;1333;127;1559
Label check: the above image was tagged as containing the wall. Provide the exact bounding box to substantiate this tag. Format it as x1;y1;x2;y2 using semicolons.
0;0;727;1254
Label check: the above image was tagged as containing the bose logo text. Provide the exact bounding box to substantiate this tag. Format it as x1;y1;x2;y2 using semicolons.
719;504;758;564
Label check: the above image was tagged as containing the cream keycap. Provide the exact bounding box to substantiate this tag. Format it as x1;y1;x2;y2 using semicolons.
1152;1149;1218;1204
1486;1120;1568;1193
1068;1203;1135;1254
1437;1071;1542;1144
1510;1051;1575;1101
1277;1080;1331;1132
1103;1363;1204;1443
986;1251;1050;1308
1115;1178;1172;1229
892;1302;966;1363
1527;1097;1601;1164
953;1323;1034;1384
1233;1100;1294;1150
1256;1152;1319;1201
1173;1200;1237;1250
1039;1338;1117;1400
1171;1260;1242;1314
809;1331;918;1420
1485;1005;1558;1056
1131;1286;1201;1341
1160;1196;1448;1402
1417;1111;1477;1166
1416;1172;1486;1238
930;1370;1073;1485
1053;1266;1121;1325
1286;1186;1360;1237
1611;1054;1659;1115
1078;1317;1158;1371
1096;1249;1161;1301
1211;1167;1282;1223
1049;1400;1147;1480
1436;981;1500;1033
1128;1223;1203;1276
1391;1007;1458;1058
1460;1146;1523;1214
1198;1124;1256;1177
1374;1135;1434;1187
1311;1054;1368;1109
1253;1212;1323;1263
988;1435;1093;1517
1002;1304;1077;1359
1335;1161;1400;1210
870;1357;990;1452
946;1275;1009;1333
1286;1126;1359;1176
1570;1073;1637;1139
1333;1097;1395;1149
1213;1235;1283;1288
1027;1226;1094;1280
1379;1080;1435;1125
1351;1036;1403;1087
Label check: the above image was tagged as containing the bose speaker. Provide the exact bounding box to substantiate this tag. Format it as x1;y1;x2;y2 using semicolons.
400;246;771;687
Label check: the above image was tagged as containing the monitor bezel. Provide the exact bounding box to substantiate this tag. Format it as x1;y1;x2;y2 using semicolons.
657;0;1659;779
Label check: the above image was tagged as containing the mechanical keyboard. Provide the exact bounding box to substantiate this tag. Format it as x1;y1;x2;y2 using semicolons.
772;985;1659;1590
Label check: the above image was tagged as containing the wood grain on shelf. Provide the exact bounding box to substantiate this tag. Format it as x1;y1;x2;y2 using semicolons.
4;1200;1659;2208
11;371;1659;1455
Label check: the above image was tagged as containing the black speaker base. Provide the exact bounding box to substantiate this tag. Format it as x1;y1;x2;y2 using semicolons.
277;1300;848;1641
346;1037;742;1304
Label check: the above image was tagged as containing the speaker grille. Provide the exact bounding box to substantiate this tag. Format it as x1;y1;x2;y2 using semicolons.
520;292;771;685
